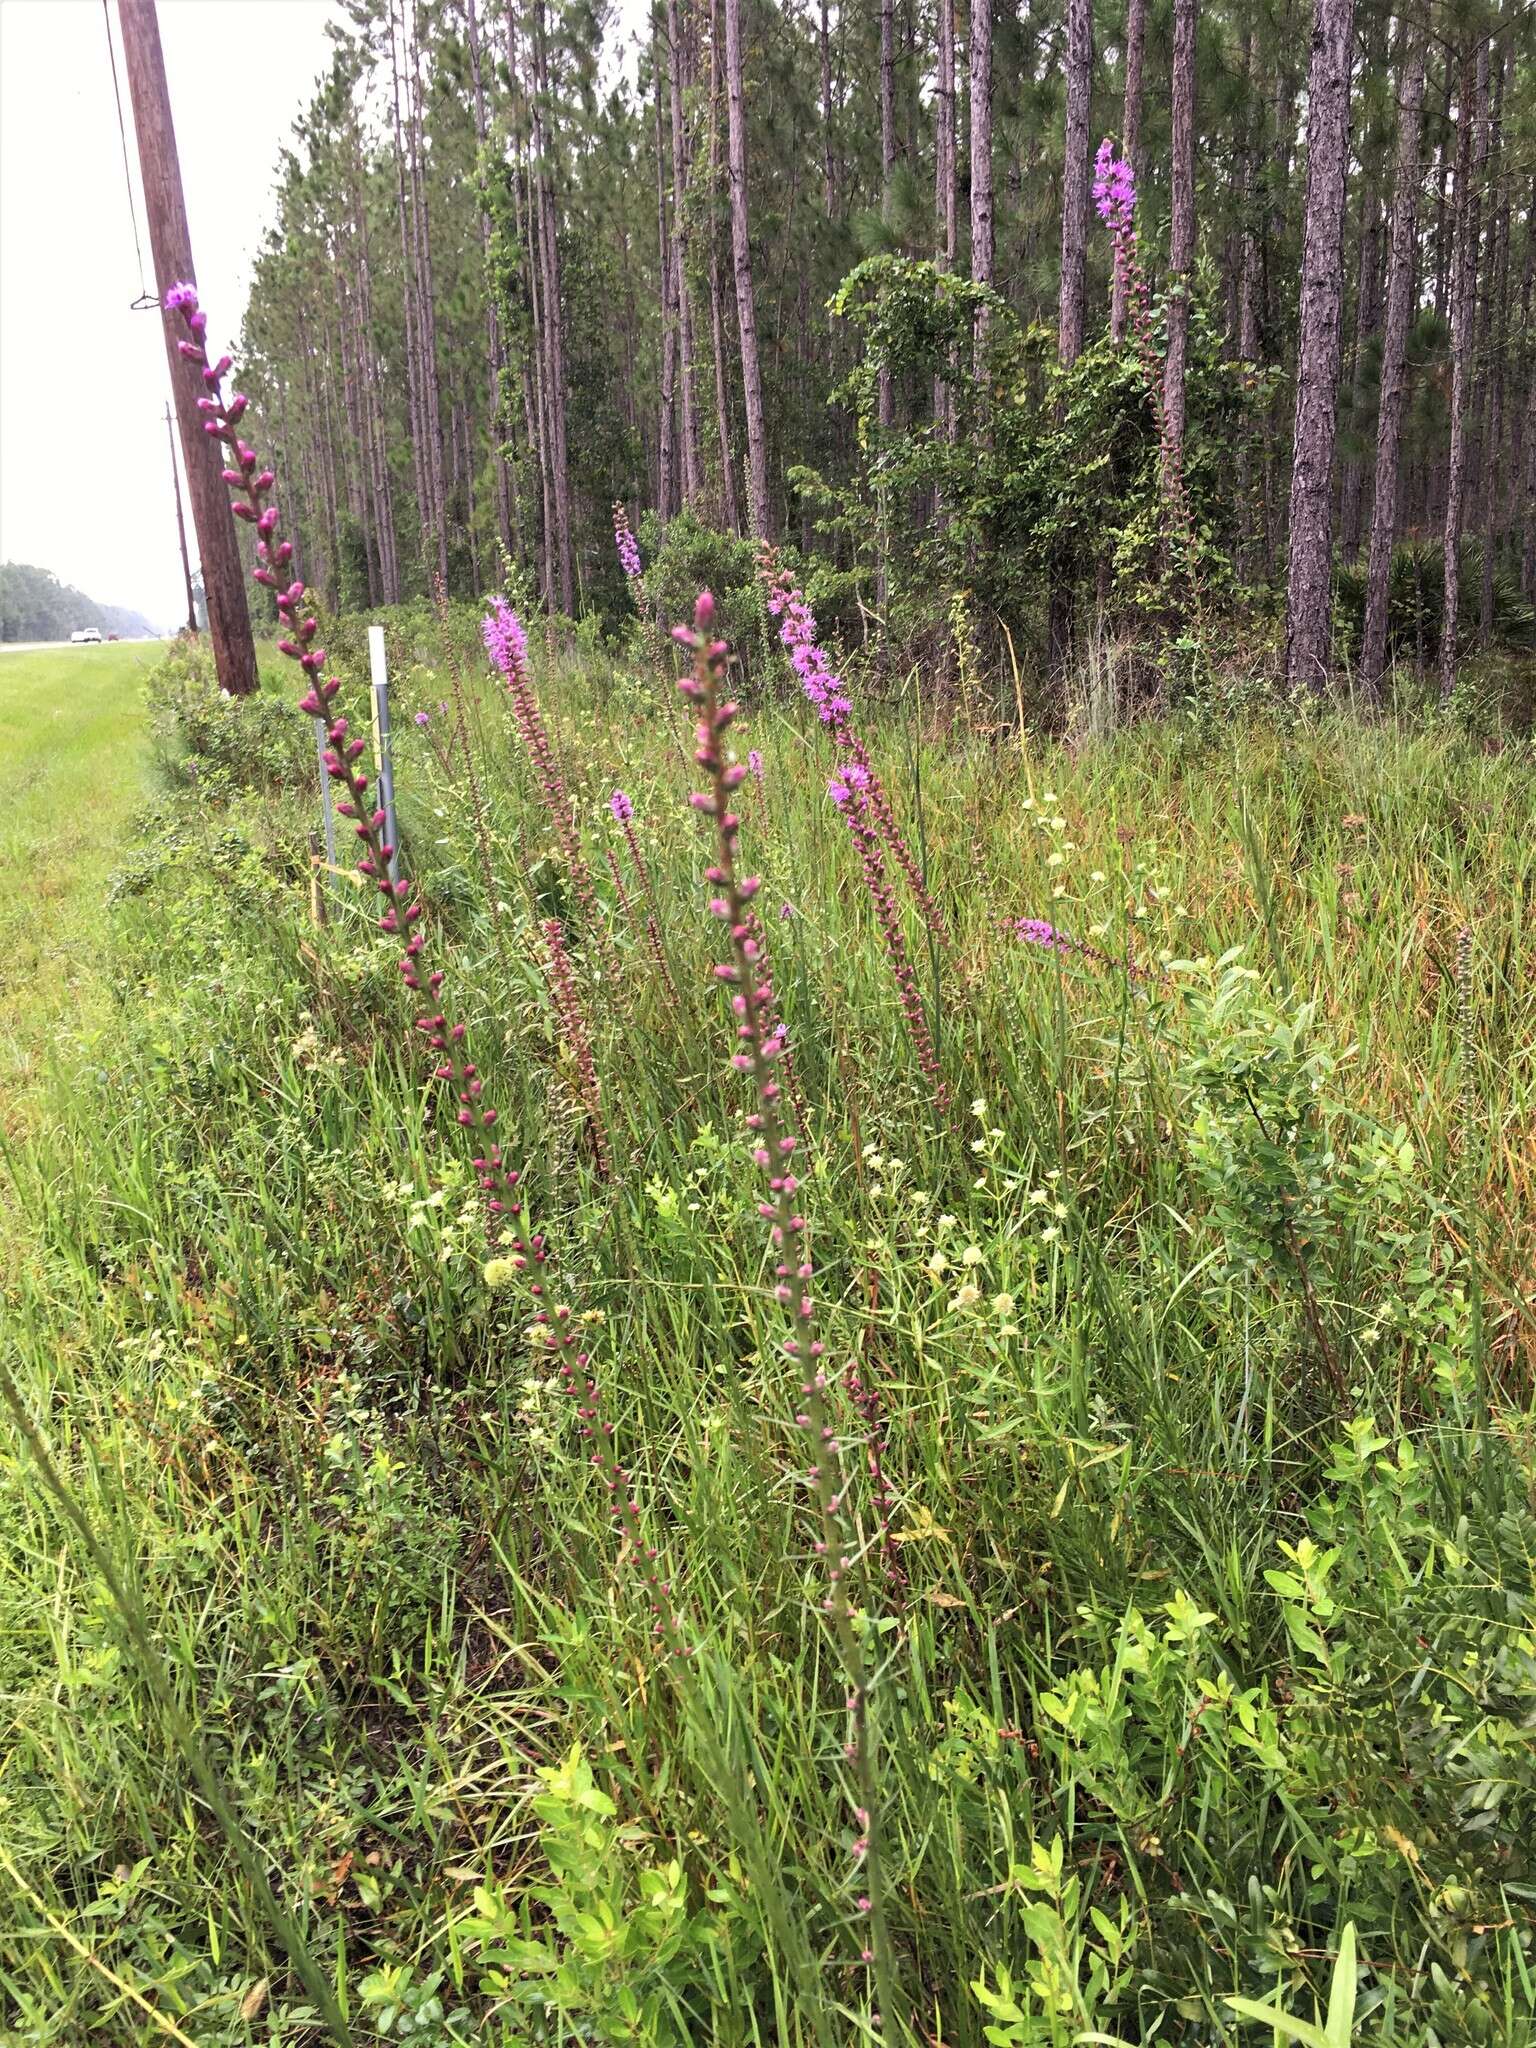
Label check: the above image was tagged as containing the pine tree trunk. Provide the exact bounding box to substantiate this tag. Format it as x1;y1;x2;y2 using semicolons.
1057;0;1091;367
1441;42;1487;700
1235;30;1265;575
1162;0;1197;498
387;0;427;576
1360;21;1425;698
820;0;836;214
1339;169;1382;564
408;0;448;587
531;0;575;612
1478;52;1508;648
1432;62;1454;322
971;0;995;372
1111;0;1147;342
668;0;704;503
654;51;678;520
1283;0;1356;692
723;0;771;538
709;0;742;532
879;0;897;431
467;0;513;564
934;0;957;440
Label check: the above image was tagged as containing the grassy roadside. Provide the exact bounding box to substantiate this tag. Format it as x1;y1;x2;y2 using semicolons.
2;611;1535;2044
0;641;163;1122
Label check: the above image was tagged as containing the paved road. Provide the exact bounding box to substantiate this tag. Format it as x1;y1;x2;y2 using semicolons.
0;637;169;655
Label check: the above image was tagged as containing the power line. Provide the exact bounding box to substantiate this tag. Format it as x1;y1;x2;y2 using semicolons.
102;0;158;309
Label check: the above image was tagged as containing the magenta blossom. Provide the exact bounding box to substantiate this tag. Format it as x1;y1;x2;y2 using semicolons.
610;789;634;824
1012;917;1074;953
1093;139;1135;233
612;501;644;584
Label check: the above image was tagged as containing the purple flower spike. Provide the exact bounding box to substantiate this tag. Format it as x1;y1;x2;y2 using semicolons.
610;789;634;824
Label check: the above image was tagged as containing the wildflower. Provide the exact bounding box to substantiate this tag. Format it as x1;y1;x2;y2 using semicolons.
541;918;611;1179
950;1283;981;1311
414;709;431;727
610;789;633;823
483;597;616;976
991;1292;1016;1317
1092;139;1135;232
165;283;680;1657
612;500;644;586
482;1257;516;1289
748;748;764;784
960;1245;984;1267
759;541;951;950
925;1249;948;1277
678;592;899;2023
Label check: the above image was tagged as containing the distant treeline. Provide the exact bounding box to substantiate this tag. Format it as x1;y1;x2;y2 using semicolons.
0;562;155;643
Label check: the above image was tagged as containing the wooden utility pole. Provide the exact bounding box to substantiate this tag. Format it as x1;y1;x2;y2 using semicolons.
165;402;197;635
118;0;258;695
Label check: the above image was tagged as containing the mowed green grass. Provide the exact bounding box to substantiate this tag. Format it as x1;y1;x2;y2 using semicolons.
0;641;163;1115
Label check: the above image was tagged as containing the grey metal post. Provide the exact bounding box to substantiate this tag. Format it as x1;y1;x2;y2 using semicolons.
313;717;336;900
367;624;400;886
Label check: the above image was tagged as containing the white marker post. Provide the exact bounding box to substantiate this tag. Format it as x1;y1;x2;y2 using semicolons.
367;624;400;885
313;716;337;905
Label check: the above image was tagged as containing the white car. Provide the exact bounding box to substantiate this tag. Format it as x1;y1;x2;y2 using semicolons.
70;627;103;644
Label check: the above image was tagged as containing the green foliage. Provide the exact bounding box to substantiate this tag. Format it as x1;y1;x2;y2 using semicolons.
4;623;1536;2043
817;255;1258;667
1333;538;1536;676
464;1745;747;2043
635;507;767;668
144;636;313;794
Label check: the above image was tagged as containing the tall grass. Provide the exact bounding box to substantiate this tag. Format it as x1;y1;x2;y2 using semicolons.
1;604;1534;2045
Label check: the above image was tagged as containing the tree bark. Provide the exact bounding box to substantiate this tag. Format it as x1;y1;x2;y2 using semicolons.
1057;0;1091;367
467;0;513;565
1478;50;1508;647
723;0;771;538
879;0;897;430
531;0;574;612
1339;168;1382;563
934;0;957;439
653;49;678;520
1282;0;1356;692
971;0;995;372
1111;0;1147;342
820;0;836;215
408;0;449;587
1360;20;1425;698
117;0;257;694
668;0;705;503
1162;0;1197;498
709;0;742;531
1441;41;1486;700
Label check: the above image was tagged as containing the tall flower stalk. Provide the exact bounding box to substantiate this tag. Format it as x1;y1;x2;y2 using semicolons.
609;793;680;1010
677;593;902;2034
1093;140;1202;604
163;283;667;1640
759;547;951;951
613;499;646;602
541;915;612;1179
831;767;950;1111
483;599;617;977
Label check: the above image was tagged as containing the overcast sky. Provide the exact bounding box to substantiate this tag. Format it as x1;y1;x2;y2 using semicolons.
0;0;345;630
0;0;649;633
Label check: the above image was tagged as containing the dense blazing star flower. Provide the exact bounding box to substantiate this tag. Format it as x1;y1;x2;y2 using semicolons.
481;596;528;677
1093;139;1135;233
610;789;634;823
